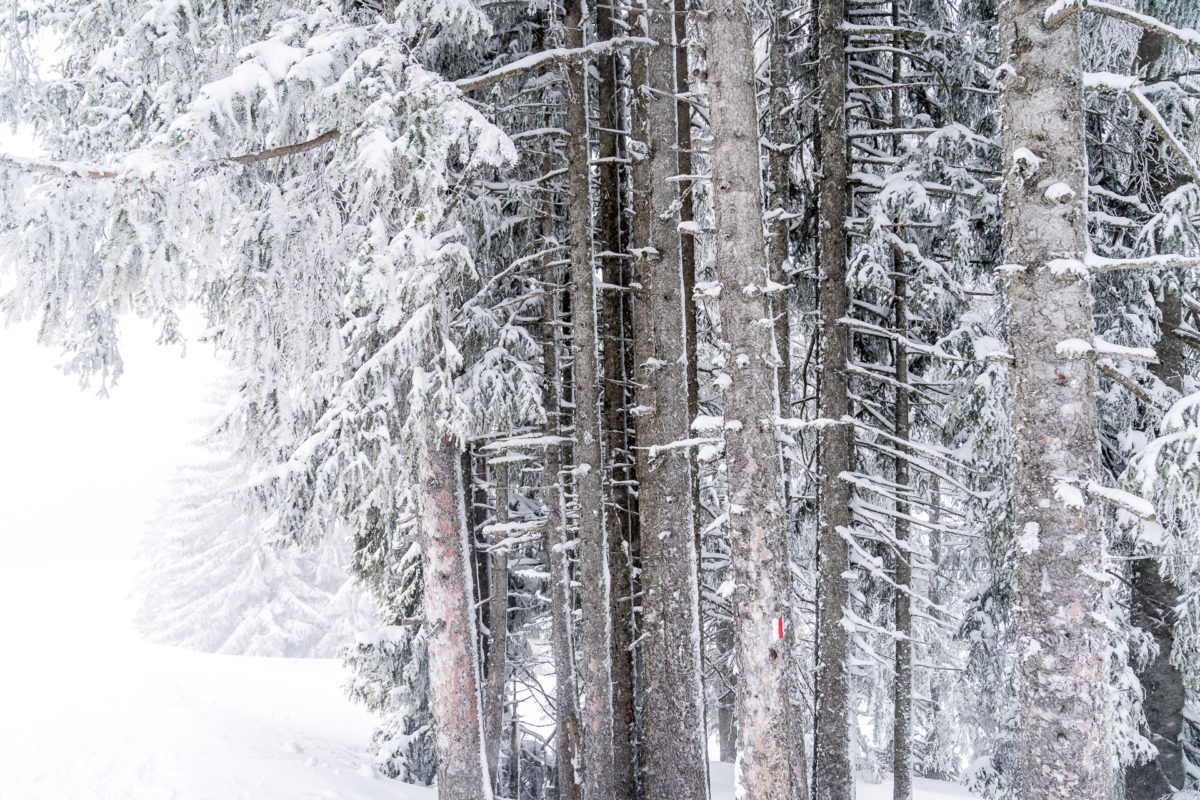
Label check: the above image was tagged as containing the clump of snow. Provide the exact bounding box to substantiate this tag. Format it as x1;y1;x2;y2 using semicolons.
1018;522;1041;554
1046;258;1087;279
1043;182;1075;204
1056;338;1094;358
1012;147;1043;178
1054;481;1087;511
973;336;1011;362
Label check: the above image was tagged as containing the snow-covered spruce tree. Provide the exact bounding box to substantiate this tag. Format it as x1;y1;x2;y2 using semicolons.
835;0;1009;792
345;518;437;784
0;1;540;796
1074;3;1200;796
138;419;377;658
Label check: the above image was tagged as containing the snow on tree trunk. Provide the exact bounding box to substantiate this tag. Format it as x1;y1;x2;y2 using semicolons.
813;0;853;796
594;5;640;795
628;0;710;794
484;465;510;789
700;0;796;795
417;428;493;800
543;166;583;800
767;0;792;413
998;4;1113;798
892;273;912;800
563;3;619;798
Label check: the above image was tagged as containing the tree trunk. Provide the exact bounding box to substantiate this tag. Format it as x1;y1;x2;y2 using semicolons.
485;465;511;790
999;4;1113;799
1126;292;1186;799
628;0;710;794
889;15;911;799
563;2;618;798
418;425;493;800
1124;26;1188;797
596;4;640;794
813;0;853;795
716;617;738;763
892;275;912;800
700;0;797;796
767;0;792;411
544;172;583;800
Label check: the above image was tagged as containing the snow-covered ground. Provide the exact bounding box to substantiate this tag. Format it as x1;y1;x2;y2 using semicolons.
0;318;427;800
0;318;977;800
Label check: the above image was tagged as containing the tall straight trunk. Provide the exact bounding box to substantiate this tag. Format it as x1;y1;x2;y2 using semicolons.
766;0;792;410
628;0;709;795
485;465;511;789
563;2;617;798
767;10;808;798
891;275;912;800
889;16;911;800
922;478;946;780
999;4;1112;799
813;0;853;795
676;7;716;787
596;5;639;795
418;422;493;800
544;172;583;800
700;1;796;797
509;681;522;799
1127;290;1186;799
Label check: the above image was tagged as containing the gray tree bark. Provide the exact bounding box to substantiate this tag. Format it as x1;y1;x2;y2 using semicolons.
544;174;583;800
595;6;640;795
418;424;493;800
628;0;710;795
889;20;911;800
563;3;618;798
892;275;912;800
999;4;1113;799
700;0;797;796
767;0;792;411
813;0;853;795
485;465;510;790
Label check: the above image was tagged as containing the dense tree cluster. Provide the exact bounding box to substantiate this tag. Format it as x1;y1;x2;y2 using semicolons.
3;0;1200;799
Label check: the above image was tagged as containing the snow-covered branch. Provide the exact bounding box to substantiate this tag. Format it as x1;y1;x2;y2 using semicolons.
453;37;656;94
1045;0;1200;57
1085;253;1200;272
1083;481;1158;521
0;128;345;181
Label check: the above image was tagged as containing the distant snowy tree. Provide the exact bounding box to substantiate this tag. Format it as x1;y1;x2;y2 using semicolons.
136;428;376;659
